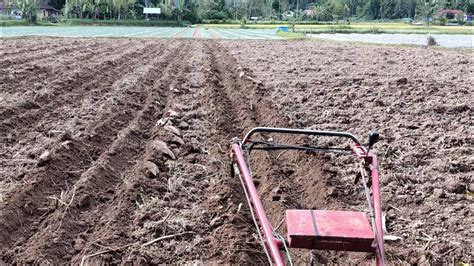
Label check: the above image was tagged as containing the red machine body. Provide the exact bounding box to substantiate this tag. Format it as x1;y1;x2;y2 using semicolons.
286;210;375;252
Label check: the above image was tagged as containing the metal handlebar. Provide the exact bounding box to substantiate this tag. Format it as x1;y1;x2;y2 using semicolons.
232;127;384;266
242;127;361;145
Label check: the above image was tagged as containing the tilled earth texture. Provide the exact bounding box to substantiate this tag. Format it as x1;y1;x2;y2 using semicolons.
1;37;472;264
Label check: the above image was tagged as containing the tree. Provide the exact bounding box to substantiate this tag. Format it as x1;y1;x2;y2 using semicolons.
64;0;86;18
202;0;229;20
16;0;37;21
325;0;349;20
272;0;280;15
363;0;381;19
23;0;474;23
48;0;66;10
112;0;136;19
312;4;331;20
227;0;248;20
380;0;395;19
184;3;201;23
172;0;185;24
465;2;474;14
416;0;440;19
158;2;173;19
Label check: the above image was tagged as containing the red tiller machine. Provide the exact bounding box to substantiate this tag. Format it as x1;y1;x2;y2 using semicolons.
230;127;385;265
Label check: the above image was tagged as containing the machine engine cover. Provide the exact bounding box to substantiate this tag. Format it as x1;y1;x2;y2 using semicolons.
286;209;375;252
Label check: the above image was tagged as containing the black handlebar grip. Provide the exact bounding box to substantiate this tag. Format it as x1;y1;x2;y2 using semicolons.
368;131;380;148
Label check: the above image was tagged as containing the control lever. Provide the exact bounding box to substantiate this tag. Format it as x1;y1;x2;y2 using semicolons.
355;131;379;185
367;131;380;155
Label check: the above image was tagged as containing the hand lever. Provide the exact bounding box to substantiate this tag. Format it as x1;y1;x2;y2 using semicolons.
367;131;380;154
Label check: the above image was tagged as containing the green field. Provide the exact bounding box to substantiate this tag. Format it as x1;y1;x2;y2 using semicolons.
202;22;474;35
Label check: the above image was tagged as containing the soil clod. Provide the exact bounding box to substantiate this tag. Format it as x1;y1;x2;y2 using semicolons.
37;150;51;166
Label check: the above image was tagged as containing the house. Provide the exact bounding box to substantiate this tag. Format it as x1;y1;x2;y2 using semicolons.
0;0;59;20
0;0;11;16
437;9;464;21
304;8;314;17
36;1;60;20
282;11;294;19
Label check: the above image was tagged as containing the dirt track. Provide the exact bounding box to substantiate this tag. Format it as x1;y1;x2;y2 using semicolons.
1;38;472;264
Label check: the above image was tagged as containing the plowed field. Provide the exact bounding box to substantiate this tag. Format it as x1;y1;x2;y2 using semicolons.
1;37;472;264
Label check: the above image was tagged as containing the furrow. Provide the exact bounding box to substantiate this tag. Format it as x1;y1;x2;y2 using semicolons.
5;41;187;264
0;41;176;260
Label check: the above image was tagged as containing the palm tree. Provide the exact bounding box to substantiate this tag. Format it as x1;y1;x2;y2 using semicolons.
16;0;37;20
112;0;136;19
172;0;185;24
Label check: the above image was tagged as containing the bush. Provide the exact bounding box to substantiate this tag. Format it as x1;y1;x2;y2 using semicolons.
206;10;228;20
335;24;351;30
0;19;34;26
184;4;201;24
200;19;329;25
370;26;381;33
240;18;246;28
62;18;184;27
30;13;37;23
427;35;438;46
439;17;446;26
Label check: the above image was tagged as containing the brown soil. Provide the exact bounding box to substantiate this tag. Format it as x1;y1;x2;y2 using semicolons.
1;37;472;264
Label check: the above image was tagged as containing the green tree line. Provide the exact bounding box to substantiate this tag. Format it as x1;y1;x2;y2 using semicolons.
9;0;474;22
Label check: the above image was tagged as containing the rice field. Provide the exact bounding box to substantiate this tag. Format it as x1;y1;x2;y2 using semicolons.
203;22;474;34
307;33;474;48
0;26;281;39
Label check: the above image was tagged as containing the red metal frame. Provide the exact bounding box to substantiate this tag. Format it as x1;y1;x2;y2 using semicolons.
232;143;285;266
353;144;385;265
231;129;385;265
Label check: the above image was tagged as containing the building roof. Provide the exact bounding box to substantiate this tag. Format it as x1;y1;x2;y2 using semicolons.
438;9;463;14
37;1;59;11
